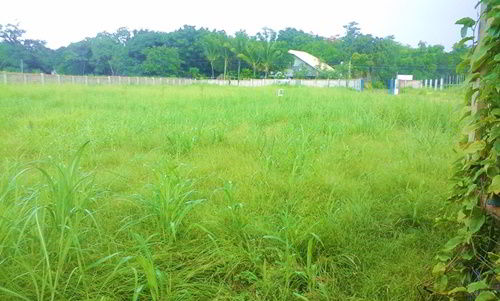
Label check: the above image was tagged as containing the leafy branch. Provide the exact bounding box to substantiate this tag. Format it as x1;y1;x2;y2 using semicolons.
429;1;500;300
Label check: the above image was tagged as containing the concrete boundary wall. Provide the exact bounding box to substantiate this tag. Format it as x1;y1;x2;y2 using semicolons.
1;72;364;91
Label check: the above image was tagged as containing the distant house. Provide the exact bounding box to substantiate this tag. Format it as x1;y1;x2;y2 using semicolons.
286;50;334;78
396;74;422;89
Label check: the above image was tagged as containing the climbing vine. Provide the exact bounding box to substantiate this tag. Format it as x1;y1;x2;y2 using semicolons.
430;1;500;300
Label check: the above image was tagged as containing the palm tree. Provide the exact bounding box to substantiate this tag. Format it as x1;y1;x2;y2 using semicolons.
202;34;220;79
256;28;282;79
260;41;282;79
240;39;262;78
221;38;232;81
230;30;248;83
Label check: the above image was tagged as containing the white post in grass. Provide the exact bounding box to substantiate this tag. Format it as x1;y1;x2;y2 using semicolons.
108;76;111;84
118;76;121;85
85;76;88;85
128;76;131;85
434;78;437;90
57;74;61;85
23;74;27;84
440;78;443;90
71;76;75;84
40;73;45;85
2;71;6;84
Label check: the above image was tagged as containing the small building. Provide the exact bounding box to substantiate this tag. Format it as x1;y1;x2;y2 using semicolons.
286;50;334;78
396;74;422;89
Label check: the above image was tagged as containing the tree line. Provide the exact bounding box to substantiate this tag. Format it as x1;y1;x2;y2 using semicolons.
0;22;468;84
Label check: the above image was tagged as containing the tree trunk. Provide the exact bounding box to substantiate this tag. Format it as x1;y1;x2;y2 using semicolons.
237;59;241;85
109;61;115;76
223;58;227;81
210;61;214;79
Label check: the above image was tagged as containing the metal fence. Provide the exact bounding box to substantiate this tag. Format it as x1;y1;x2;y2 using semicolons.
1;72;365;91
421;75;465;90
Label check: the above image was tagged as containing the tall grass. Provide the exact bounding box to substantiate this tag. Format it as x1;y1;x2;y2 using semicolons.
0;84;462;300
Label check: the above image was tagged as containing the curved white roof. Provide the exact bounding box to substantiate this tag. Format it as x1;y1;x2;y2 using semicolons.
288;50;334;71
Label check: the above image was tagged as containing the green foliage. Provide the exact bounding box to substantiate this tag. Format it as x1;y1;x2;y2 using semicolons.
202;32;221;79
431;1;500;299
141;46;182;76
188;67;201;79
257;28;283;78
239;38;262;78
1;22;468;81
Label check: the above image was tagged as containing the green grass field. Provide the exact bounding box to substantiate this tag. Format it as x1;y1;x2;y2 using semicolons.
0;84;462;300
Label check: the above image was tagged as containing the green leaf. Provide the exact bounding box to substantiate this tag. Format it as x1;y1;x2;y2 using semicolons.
436;253;452;262
432;262;446;275
475;291;496;301
464;141;486;154
447;286;467;295
495;140;500;153
486;165;499;178
458;36;474;46
490;108;500;116
488;175;500;194
434;275;448;292
461;26;469;39
495;54;500;62
467;280;489;293
456;17;476;27
444;235;465;252
470;42;496;72
461;249;474;260
465;72;480;84
468;207;485;233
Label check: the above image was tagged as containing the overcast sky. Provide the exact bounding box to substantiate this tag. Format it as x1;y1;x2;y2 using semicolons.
1;0;478;51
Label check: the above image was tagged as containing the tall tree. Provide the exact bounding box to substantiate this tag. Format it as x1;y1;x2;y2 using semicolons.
141;46;182;76
231;30;248;82
257;28;282;78
202;33;220;79
240;39;262;78
220;34;232;80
